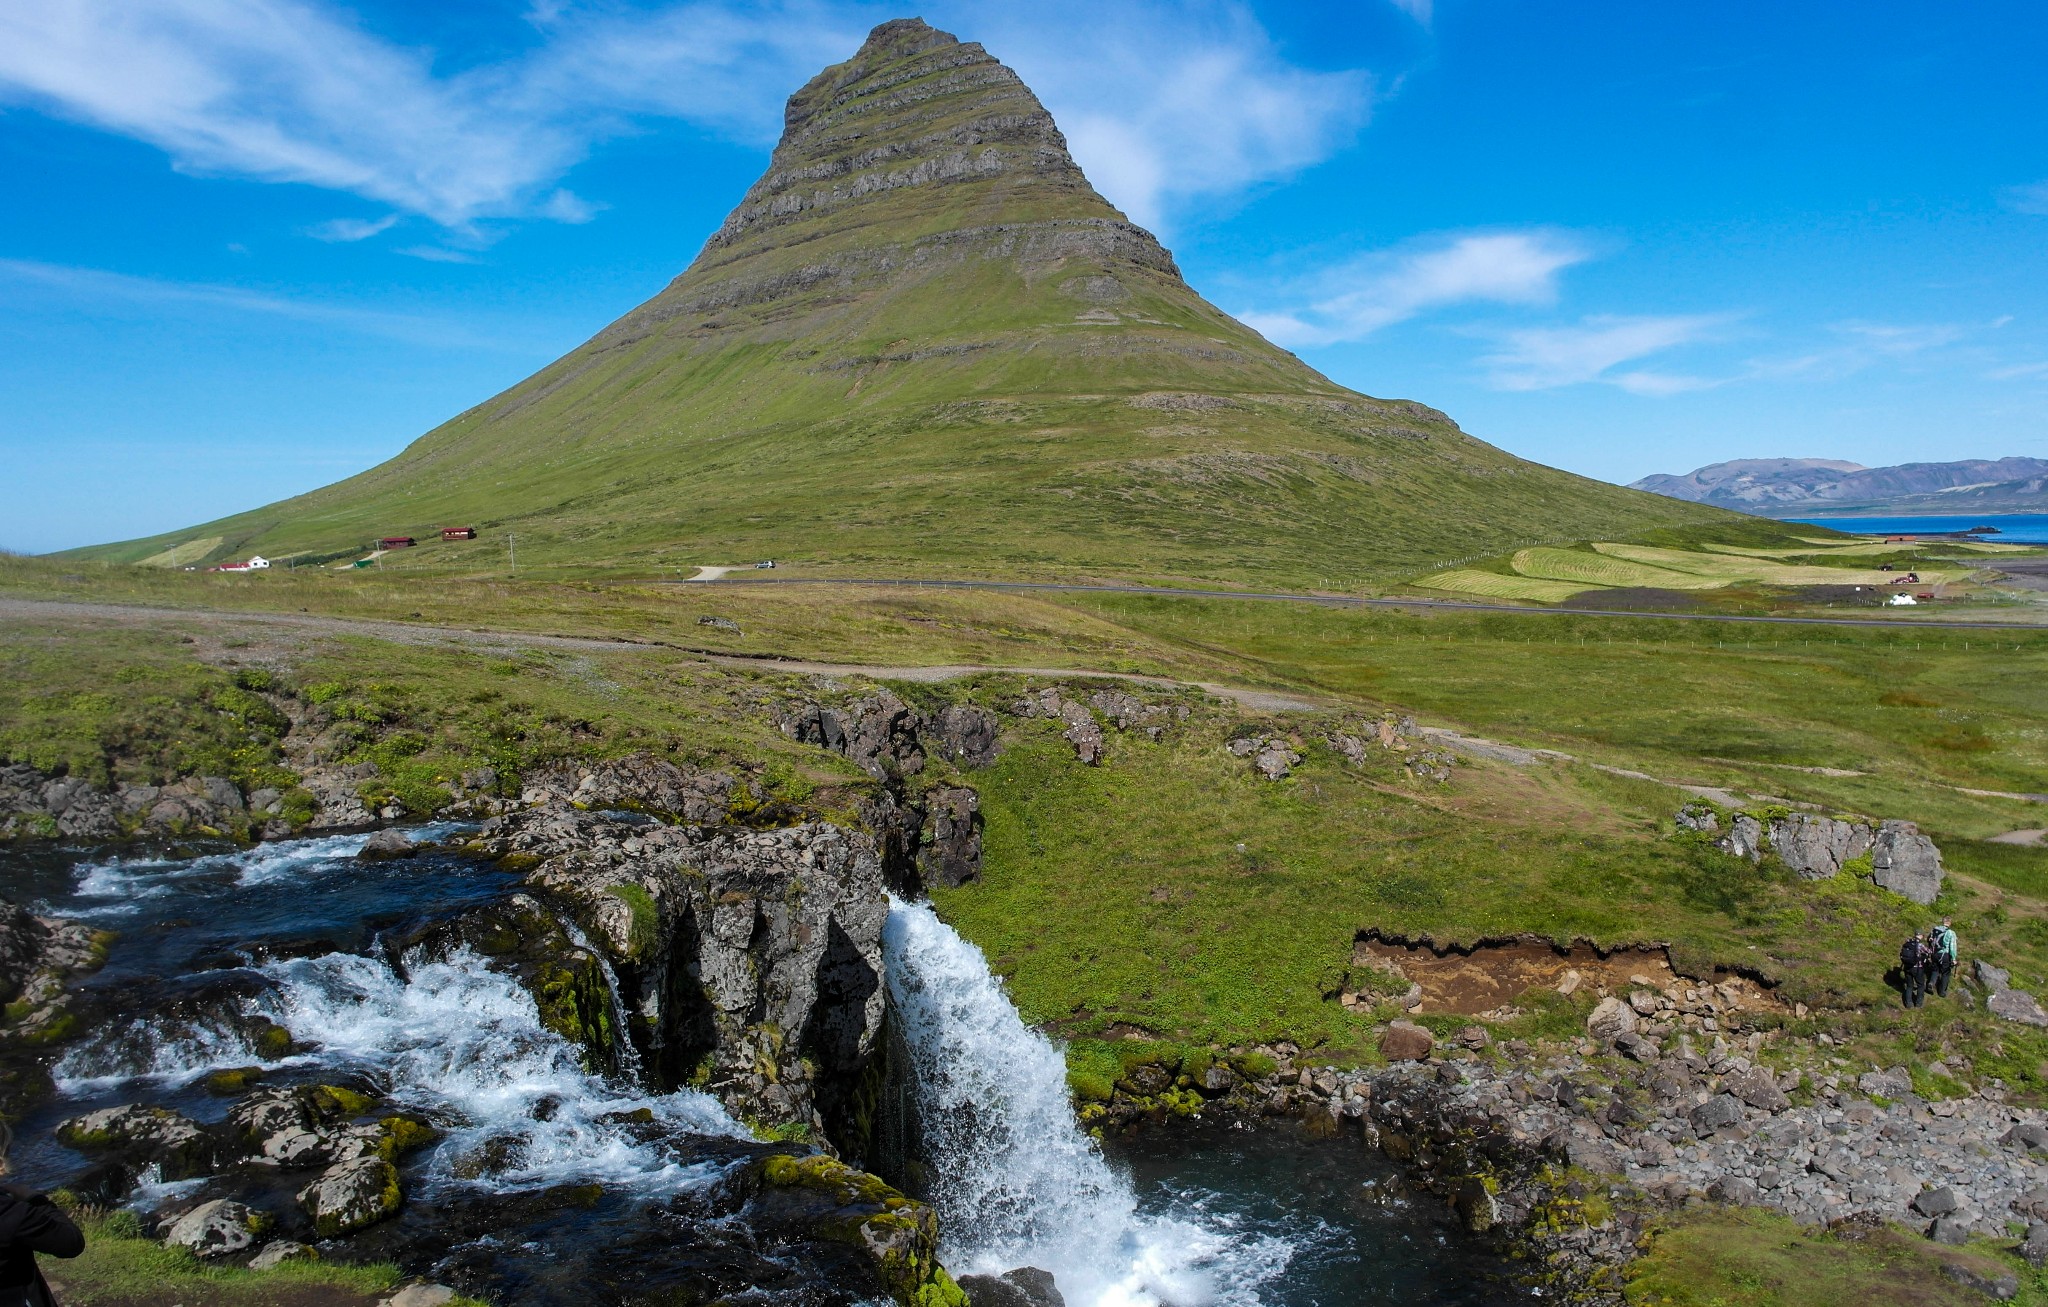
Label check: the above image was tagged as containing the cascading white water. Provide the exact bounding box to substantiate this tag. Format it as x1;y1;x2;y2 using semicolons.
883;897;1295;1307
256;946;745;1196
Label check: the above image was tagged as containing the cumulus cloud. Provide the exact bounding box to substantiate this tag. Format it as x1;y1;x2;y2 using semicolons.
1478;314;1731;391
1239;230;1591;347
0;0;1371;237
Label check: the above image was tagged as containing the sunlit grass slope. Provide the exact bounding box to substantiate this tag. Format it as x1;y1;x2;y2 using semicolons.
67;20;1734;590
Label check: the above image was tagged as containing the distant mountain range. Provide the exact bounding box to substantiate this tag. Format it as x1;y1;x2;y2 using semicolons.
1631;457;2048;517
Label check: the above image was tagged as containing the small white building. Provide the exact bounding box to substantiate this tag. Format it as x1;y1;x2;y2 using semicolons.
1888;593;1916;606
247;556;271;569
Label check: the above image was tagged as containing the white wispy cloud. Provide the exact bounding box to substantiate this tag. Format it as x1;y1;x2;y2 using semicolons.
1999;180;2048;215
0;257;524;348
1750;319;1973;382
983;3;1372;230
1238;230;1591;347
307;214;399;242
1479;313;1732;391
0;0;1372;238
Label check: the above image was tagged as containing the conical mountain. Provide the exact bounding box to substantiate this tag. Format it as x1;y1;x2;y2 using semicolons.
84;18;1726;586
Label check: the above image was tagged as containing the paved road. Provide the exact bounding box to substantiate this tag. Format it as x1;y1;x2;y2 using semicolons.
675;575;2048;631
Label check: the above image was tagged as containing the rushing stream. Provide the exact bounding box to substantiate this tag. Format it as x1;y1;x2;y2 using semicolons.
2;832;1520;1305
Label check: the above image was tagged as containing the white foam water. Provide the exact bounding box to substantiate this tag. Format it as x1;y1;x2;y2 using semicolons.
66;824;477;913
256;946;746;1196
53;1012;266;1090
883;897;1297;1307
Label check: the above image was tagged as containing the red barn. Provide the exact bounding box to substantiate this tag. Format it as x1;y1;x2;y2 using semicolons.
441;526;477;540
379;536;416;549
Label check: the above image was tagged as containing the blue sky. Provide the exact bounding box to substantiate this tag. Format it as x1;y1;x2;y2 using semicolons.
3;0;2046;553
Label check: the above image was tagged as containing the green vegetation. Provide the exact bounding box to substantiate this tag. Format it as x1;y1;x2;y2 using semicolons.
1419;538;1982;602
1625;1207;2039;1307
39;1207;491;1307
57;31;1731;591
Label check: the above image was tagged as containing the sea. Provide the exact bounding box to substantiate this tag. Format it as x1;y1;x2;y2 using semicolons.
1789;512;2048;544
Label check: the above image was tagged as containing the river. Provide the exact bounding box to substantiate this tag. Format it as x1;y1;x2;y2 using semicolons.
1;831;1522;1305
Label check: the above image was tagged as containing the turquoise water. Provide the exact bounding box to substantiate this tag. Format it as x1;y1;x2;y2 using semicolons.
1790;513;2048;543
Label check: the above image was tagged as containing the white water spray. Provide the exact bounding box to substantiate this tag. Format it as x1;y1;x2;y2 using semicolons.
883;897;1294;1307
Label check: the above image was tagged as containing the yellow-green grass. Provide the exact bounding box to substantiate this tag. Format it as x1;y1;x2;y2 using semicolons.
1625;1206;2039;1307
1412;569;1598;602
1512;547;1728;590
134;536;223;569
1590;543;1967;588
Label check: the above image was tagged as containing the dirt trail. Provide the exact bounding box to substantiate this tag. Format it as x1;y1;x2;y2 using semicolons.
0;598;1325;711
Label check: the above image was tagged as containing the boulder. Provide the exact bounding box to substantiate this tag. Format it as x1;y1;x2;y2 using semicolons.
917;786;983;888
1719;815;1765;862
1857;1067;1913;1099
1767;813;1873;880
1912;1186;1960;1217
298;1156;401;1237
1989;989;2048;1028
1586;995;1639;1043
1978;960;2013;992
1378;1022;1434;1062
1707;1175;1760;1206
931;703;1001;768
1928;1216;1971;1246
1721;1064;1790;1112
1455;1176;1498;1232
249;1240;319;1270
1253;746;1297;781
381;1287;459;1307
1940;1263;2018;1301
1869;820;1943;904
357;828;414;860
163;1199;265;1257
2005;1122;2048;1154
1675;801;1720;835
1688;1093;1744;1137
2021;1222;2048;1269
960;1268;1066;1307
56;1104;216;1179
1057;702;1104;766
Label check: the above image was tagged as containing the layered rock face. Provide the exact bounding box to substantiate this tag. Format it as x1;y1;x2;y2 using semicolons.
1680;802;1946;905
471;800;889;1154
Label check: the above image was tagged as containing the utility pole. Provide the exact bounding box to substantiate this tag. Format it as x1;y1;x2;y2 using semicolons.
508;532;516;578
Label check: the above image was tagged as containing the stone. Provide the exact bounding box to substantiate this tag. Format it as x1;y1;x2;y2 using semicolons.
932;703;1001;768
1869;820;1943;904
1253;746;1297;781
1615;1032;1659;1063
1940;1263;2019;1301
1556;969;1582;997
1688;1093;1745;1137
1455;1177;1498;1232
1708;1176;1760;1206
1379;1022;1434;1062
917;786;983;888
1977;960;2013;992
1990;990;2048;1027
1928;1215;1971;1246
1001;1267;1064;1307
1722;1064;1790;1112
249;1240;318;1270
1912;1186;1960;1217
1675;801;1720;834
1767;813;1874;880
1587;995;1639;1043
1857;1067;1913;1099
2021;1222;2048;1269
357;828;414;860
163;1200;264;1258
1719;814;1765;862
2004;1123;2048;1153
381;1287;459;1307
1628;989;1660;1016
56;1104;216;1179
961;1268;1065;1307
1058;702;1104;766
298;1156;402;1237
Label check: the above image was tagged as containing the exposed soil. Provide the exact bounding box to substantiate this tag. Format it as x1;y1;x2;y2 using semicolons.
1351;933;1784;1019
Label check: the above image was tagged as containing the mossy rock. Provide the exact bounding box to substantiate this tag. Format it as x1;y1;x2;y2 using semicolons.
306;1084;380;1119
203;1066;265;1095
247;1017;295;1059
374;1115;440;1161
755;1153;961;1307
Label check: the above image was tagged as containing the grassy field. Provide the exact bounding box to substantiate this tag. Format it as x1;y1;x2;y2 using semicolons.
1625;1207;2042;1307
1418;536;1996;602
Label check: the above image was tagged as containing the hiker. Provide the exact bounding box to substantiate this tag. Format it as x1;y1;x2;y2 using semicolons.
1900;932;1929;1008
0;1121;84;1307
1931;919;1959;998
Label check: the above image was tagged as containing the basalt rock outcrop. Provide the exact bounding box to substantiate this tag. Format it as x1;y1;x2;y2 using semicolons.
469;803;889;1156
1678;802;1946;904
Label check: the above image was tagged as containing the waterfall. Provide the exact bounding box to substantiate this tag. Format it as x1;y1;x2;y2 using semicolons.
883;897;1295;1307
559;917;649;1085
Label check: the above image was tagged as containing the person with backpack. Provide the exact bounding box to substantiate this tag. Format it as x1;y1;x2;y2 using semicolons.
1900;933;1929;1008
1930;920;1959;998
0;1121;84;1307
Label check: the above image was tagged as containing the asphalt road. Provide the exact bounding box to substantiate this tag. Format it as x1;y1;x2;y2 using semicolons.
672;575;2048;631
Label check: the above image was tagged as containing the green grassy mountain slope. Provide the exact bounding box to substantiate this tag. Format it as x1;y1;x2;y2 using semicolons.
78;17;1736;588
